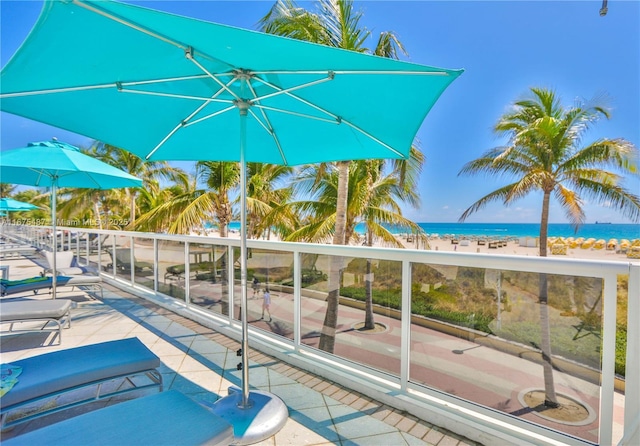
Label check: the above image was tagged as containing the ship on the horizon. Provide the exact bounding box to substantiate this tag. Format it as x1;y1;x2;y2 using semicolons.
595;221;612;224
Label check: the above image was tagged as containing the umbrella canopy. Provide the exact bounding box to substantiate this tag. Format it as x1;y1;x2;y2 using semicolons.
0;0;462;165
0;198;40;212
1;140;143;190
0;139;143;298
0;1;462;442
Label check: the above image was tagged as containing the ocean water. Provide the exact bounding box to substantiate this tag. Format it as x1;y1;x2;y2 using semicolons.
226;221;639;240
405;223;639;241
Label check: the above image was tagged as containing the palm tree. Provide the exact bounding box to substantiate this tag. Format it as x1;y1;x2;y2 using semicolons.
359;156;427;329
57;187;108;229
246;163;294;239
9;189;48;222
459;87;640;407
260;0;407;247
286;152;426;343
0;184;17;198
260;0;411;352
90;142;187;227
134;162;239;236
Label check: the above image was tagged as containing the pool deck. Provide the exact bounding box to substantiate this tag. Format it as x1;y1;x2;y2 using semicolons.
0;255;477;446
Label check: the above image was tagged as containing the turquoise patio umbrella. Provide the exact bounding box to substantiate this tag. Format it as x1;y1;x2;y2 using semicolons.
0;198;40;212
0;139;143;298
0;1;462;442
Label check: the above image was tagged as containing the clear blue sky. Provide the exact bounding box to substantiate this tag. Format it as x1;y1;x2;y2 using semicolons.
1;1;638;224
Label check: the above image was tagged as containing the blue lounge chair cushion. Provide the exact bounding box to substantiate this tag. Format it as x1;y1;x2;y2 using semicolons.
3;390;235;446
0;338;159;409
0;275;102;297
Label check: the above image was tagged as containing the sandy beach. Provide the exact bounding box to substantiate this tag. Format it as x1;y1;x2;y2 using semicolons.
195;229;639;262
414;237;636;261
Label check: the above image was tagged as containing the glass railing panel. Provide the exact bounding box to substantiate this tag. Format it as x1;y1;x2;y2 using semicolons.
76;231;89;265
157;239;185;301
132;236;155;289
409;263;603;444
93;233;111;273
245;248;294;340
112;235;132;281
299;253;402;375
188;243;231;318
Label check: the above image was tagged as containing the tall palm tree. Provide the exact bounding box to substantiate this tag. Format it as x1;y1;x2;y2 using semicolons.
260;0;411;352
259;0;407;248
0;184;17;198
286;152;426;344
246;162;294;239
134;162;239;236
90;142;187;227
200;161;240;238
459;87;640;407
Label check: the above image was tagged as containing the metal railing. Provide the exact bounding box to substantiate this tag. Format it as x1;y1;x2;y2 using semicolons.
4;223;638;446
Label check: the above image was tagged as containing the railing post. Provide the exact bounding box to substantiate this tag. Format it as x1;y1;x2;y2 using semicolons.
293;250;301;349
600;272;618;446
153;238;159;292
185;242;190;305
400;259;411;391
621;263;640;445
229;245;235;321
129;236;135;284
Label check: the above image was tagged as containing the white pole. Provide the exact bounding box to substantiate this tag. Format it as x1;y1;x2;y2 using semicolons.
496;271;501;330
239;105;251;409
51;179;57;299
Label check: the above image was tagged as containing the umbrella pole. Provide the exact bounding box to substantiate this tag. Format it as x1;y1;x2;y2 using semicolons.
51;180;57;299
239;118;250;408
212;106;287;445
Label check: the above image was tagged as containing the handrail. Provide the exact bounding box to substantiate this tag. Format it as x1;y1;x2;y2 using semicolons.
3;222;637;446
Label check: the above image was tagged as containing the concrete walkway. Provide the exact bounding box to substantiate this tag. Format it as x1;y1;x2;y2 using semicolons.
0;255;477;445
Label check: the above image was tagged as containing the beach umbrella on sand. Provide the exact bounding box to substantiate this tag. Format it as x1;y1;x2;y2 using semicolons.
0;139;142;297
0;197;40;212
0;1;462;442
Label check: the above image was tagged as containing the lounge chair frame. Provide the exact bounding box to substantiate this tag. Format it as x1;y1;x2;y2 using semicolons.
0;338;163;430
0;300;72;345
0;275;103;299
0;246;37;259
106;248;153;274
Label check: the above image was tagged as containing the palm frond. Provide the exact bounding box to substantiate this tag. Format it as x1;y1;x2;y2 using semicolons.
553;184;585;230
459;183;521;222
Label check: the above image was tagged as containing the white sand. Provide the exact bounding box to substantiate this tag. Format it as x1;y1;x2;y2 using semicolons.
403;236;635;261
199;228;636;261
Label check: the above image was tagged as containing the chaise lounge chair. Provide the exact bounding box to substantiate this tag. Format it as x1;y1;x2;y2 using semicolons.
0;246;38;259
2;390;234;446
106;248;153;275
0;337;163;430
0;299;72;344
42;251;92;276
0;275;103;298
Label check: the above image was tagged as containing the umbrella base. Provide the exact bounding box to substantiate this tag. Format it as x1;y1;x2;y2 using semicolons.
211;386;288;445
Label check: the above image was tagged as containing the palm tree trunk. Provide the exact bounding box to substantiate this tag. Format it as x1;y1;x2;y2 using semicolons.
129;192;136;227
539;190;559;407
364;229;375;330
334;161;349;246
539;191;550;257
319;161;350;353
92;196;103;230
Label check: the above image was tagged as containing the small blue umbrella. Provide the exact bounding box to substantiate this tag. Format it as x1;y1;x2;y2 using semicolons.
0;198;40;212
0;139;143;297
0;1;462;441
